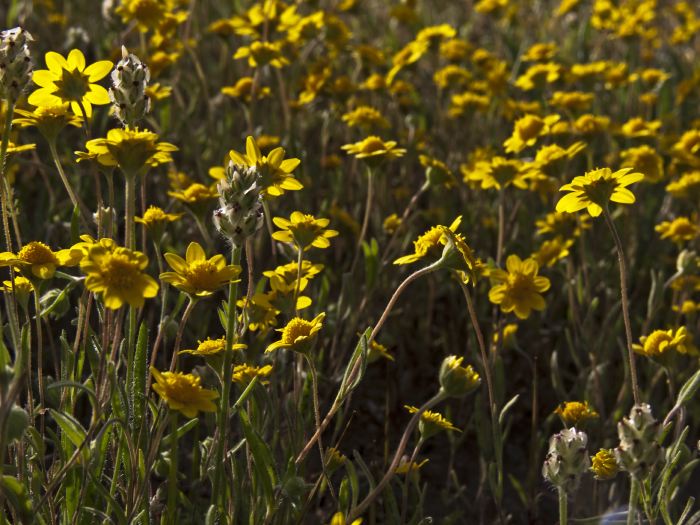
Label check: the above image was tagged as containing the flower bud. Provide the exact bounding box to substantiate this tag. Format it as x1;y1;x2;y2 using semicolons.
542;427;590;490
438;355;480;398
615;403;663;479
0;27;33;103
109;46;150;127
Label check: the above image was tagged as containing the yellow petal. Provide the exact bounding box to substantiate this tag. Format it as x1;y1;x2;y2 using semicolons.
45;51;69;74
186;242;206;262
83;60;113;81
31;70;57;88
246;136;261;162
84;84;111;105
610;187;635;204
67;49;86;71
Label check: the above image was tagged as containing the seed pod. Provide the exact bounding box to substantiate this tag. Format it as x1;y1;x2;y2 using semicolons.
109;46;150;127
542;427;590;491
0;27;33;103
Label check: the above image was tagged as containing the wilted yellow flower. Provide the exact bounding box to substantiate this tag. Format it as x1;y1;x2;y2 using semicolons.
367;340;394;363
28;49;112;117
265;313;325;354
555;401;598;426
150;367;218;418
272;212;339;251
0;241;81;280
394;217;462;265
160;242;241;297
556;167;644;217
591;449;618;480
405;405;461;439
488;255;550;319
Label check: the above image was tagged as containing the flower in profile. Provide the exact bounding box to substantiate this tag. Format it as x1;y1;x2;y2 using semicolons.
556;167;644;217
28;49;112;117
395;458;429;475
341;136;406;161
438;355;481;398
341;106;389;129
532;236;573;267
180;337;246;357
76;127;177;174
237;293;280;332
2;276;33;310
135;205;183;230
80;241;158;309
655;216;698;244
221;76;271;101
666;172;700;200
383;213;402;234
620;145;664;183
13;103;82;142
632;327;694;358
168;182;219;205
367;340;394;363
536;212;590;239
233;40;289;68
504;114;560;153
116;0;177;32
590;449;618;480
619;117;661;138
488;255;551;319
232;363;273;384
405;405;461;439
395;216;462;265
150;367;218;418
0;241;81;279
160;242;241;297
555;401;599;426
272;212;339;251
265;313;325;354
673;130;700;167
228;136;302;197
328;512;363;525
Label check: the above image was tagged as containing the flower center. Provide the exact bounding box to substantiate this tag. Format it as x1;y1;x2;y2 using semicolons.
360;137;387;154
507;272;537;300
185;260;223;291
55;67;89;102
196;338;226;355
281;318;313;344
143;207;167;223
162;372;202;403
18;242;58;265
643;331;672;356
101;253;140;290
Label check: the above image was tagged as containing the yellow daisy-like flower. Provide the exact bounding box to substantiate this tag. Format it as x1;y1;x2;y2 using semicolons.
116;0;176;32
150;367;218;418
536;212;590;239
394;216;462;265
632;327;692;357
532;236;573;267
168;182;219;204
237;292;280;332
180;337;247;357
0;241;81;280
666;172;700;199
620;145;664;183
341;136;407;161
229;136;302;197
221;76;271;101
160;242;241;297
13;103;83;141
341;106;389;129
673;130;700;167
465;156;528;190
556;167;644;217
232;363;273;384
439;355;481;398
504;114;560;154
655;217;699;244
80;242;159;309
554;401;599;426
395;458;429;475
383;213;402;234
233;40;289;68
619;117;661;138
590;449;618;480
405;405;461;439
135;205;183;228
265;313;325;354
328;512;363;525
263;260;324;293
2;276;34;309
76;127;177;174
28;49;112;118
488;255;551;319
272;212;339;251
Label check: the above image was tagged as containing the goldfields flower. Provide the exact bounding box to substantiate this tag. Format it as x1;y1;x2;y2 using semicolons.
328;512;363;525
341;136;406;161
2;276;33;310
263;260;323;293
438;355;481;398
548;91;593;111
536;212;590;239
221;77;271;101
3;141;35;154
632;327;693;357
28;49;112;117
395;458;429;475
265;313;325;354
150;367;218;418
556;167;644;217
180;337;247;357
341;106;389;129
620;145;664;183
590;449;618;480
237;293;280;332
135;205;183;229
666;172;700;199
272;212;339;251
367;340;394;363
504;114;560;153
655;217;699;244
228;136;302;197
160;242;241;297
0;241;81;279
465;156;528;190
492;323;518;349
116;0;178;32
76;127;177;173
233;40;289;68
168;182;219;204
13;103;82;141
383;213;402;234
532;236;573;267
555;401;599;426
488;255;550;319
394;216;462;265
514;62;562;91
80;242;158;309
672;129;700;167
405;405;461;439
527;142;586;179
232;363;273;384
619;117;661;138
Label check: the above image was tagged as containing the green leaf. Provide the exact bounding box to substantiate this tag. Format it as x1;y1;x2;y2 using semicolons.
0;476;32;524
49;409;87;450
129;321;149;433
238;409;277;510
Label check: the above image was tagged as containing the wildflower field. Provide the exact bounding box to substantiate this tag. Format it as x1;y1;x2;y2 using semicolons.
1;0;700;523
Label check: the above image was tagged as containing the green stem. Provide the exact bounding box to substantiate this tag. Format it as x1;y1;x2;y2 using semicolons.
293;247;303;314
627;477;639;525
350;165;374;274
603;207;641;405
559;487;568;525
213;244;243;509
496;188;505;266
124;171;136;250
47;139;90;225
167;412;179;521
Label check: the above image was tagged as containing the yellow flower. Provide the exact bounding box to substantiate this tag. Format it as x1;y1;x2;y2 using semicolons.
150;367;218;418
673;130;700;167
405;405;461;439
328;512;363;525
341;106;389;129
655;217;699;244
228;136;302;197
263;260;323;293
168;182;219;204
527;142;586;179
465;156;528;190
145;83;172;101
619;117;661;138
514;62;562;91
272;212;339;251
632;327;693;357
367;340;394;363
394;216;462;265
504;114;560;154
76;127;177;173
439;355;481;398
548;91;593;111
383;213;402;234
221;77;271;101
4;142;36;155
80;242;158;309
666;172;700;199
536;212;590;239
28;49;112;118
180;337;247;357
160;242;241;297
573;114;611;135
2;276;33;309
232;363;273;384
13;103;83;141
554;401;598;426
493;323;518;350
135;205;183;228
620;145;664;183
233;40;289;68
590;449;618;480
265;313;325;354
0;241;81;279
488;255;550;319
532;236;573;267
237;293;279;332
395;458;429;475
556;167;644;217
341;136;406;161
522;43;558;62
